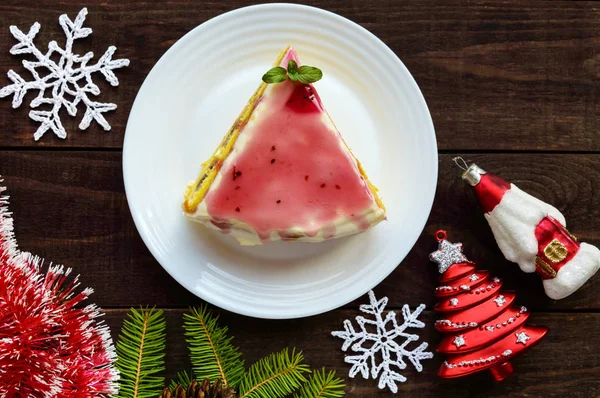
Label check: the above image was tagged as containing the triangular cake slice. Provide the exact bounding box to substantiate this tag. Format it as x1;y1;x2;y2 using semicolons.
183;47;386;245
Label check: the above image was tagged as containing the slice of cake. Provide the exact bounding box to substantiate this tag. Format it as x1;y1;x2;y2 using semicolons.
183;46;386;245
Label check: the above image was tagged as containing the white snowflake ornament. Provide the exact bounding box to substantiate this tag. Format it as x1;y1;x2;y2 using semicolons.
332;290;433;393
0;8;129;140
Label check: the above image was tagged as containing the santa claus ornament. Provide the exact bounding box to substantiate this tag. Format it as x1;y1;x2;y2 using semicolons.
430;230;547;381
455;158;600;300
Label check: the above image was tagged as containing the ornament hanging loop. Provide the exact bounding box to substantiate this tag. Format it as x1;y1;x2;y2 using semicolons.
452;157;469;171
435;230;447;242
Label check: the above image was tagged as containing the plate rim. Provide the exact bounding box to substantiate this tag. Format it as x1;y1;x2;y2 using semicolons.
123;3;438;319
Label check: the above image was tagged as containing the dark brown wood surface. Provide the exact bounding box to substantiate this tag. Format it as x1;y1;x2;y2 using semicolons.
0;1;599;397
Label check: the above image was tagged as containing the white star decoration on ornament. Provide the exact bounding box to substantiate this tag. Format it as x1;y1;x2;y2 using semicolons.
494;295;507;307
515;331;530;345
0;8;129;140
429;238;468;273
332;291;433;393
453;335;466;348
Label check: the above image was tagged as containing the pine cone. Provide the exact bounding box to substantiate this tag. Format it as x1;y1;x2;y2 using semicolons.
159;378;237;398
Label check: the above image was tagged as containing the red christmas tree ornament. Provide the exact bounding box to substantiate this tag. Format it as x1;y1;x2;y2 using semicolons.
430;230;547;381
0;181;118;397
455;158;600;300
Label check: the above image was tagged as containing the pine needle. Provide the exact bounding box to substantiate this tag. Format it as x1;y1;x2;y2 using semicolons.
294;368;345;398
116;307;166;398
183;305;245;388
238;348;310;398
168;369;194;391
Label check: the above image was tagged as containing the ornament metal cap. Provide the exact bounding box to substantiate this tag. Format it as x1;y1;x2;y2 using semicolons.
462;164;487;186
454;157;487;186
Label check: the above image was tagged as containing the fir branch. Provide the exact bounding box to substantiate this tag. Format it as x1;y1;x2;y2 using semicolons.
183;305;245;388
168;370;194;391
238;348;310;398
294;368;345;398
116;307;166;398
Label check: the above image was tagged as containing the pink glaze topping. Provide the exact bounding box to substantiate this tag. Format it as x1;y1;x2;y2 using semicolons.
204;48;379;241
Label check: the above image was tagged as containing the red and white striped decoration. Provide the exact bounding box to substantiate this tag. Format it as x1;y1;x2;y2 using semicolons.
0;180;118;397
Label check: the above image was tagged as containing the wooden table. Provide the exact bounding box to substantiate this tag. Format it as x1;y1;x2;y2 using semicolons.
1;1;599;397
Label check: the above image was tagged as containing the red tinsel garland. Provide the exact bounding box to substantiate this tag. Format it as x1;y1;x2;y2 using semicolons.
0;182;118;397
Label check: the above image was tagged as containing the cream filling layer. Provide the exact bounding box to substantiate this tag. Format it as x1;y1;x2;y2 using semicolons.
187;199;385;246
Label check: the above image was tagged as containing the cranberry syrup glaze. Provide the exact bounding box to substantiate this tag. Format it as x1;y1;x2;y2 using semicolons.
204;48;380;241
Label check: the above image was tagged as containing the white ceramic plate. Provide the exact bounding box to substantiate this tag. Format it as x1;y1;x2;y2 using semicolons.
123;4;437;319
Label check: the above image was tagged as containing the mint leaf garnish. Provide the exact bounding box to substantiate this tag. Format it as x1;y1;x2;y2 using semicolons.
297;65;323;84
262;66;287;83
287;60;299;82
262;59;323;85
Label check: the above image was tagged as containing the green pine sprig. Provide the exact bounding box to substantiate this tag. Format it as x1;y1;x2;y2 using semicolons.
115;307;166;398
183;305;245;388
294;368;345;398
262;60;323;84
238;348;311;398
116;305;346;397
168;369;194;391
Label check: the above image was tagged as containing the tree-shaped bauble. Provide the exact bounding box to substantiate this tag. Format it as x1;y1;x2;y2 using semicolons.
429;230;548;381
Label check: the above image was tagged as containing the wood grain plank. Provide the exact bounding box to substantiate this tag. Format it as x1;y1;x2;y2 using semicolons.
1;151;599;310
104;308;600;398
0;0;599;150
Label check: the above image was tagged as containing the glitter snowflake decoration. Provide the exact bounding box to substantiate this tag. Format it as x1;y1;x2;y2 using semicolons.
332;291;433;392
0;8;129;141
